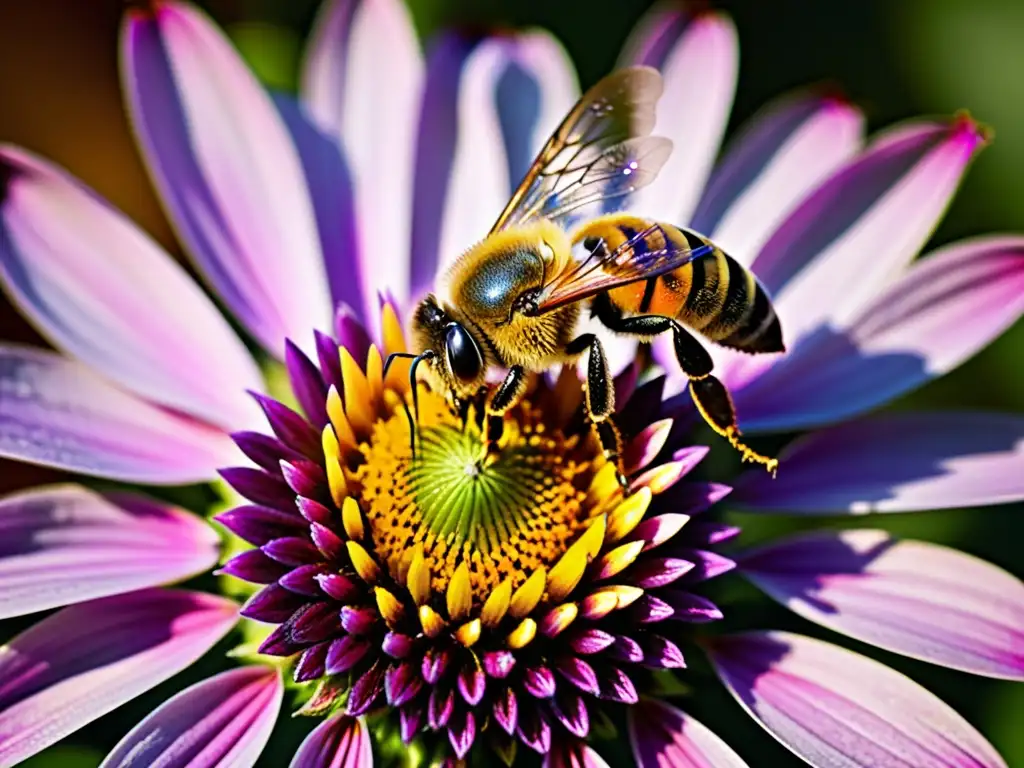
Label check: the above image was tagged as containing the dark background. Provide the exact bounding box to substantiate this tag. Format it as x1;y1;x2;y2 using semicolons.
1;0;1021;766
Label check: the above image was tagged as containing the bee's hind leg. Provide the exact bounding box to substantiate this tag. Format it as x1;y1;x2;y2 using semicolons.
566;333;627;489
480;365;527;459
591;295;778;475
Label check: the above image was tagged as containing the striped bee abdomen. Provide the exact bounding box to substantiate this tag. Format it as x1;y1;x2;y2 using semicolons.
587;215;784;355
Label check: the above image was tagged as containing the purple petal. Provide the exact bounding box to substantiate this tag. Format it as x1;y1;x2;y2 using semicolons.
326;636;370;675
242;583;307;624
101;666;282;768
302;0;422;309
252;393;321;461
124;3;331;357
523;665;557;699
660;590;724;623
387;661;423;707
272;95;364;320
493;688;518;735
626;12;738;225
628;699;749;768
457;665;486;706
641;634;686;669
0;346;238;484
693;92;864;264
735;236;1024;431
556;657;599;696
214;505;306;547
0;146;261;430
544;741;610;768
281;564;331;597
551;690;590;737
708;631;1007;768
290;712;372;768
232;431;305;473
216;549;288;584
750;118;985;349
629;557;695;589
346;660;386;716
219;467;294;510
285;340;329;429
0;486;218;619
0;589;237;766
734;412;1024;513
447;710;477;759
741;529;1024;679
413;33;577;293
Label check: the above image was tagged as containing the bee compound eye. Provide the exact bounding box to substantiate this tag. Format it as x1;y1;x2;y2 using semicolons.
445;324;483;385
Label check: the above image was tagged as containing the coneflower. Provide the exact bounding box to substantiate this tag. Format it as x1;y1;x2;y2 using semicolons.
0;1;1020;766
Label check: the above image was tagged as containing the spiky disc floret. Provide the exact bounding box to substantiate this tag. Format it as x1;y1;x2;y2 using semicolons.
217;303;738;762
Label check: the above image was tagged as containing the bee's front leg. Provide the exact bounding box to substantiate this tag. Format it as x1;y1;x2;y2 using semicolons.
480;366;527;458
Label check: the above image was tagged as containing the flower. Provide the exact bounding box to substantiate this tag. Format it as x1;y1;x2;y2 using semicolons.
0;2;1019;768
220;303;722;763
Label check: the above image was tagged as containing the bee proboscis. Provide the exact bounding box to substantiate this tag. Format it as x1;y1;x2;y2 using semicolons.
388;65;785;480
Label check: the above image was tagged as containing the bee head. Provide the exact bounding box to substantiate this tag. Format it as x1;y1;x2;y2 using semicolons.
412;295;486;397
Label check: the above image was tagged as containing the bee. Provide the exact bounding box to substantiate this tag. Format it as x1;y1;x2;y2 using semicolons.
389;65;784;479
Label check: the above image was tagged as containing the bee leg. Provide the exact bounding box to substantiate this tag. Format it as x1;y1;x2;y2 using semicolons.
482;365;527;457
566;333;627;489
592;300;778;475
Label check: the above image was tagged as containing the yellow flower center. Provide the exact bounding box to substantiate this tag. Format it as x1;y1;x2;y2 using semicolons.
354;389;601;601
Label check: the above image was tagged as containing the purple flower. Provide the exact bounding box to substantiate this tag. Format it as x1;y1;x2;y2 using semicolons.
0;1;1020;767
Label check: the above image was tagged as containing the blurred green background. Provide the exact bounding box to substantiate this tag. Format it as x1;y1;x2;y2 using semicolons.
0;0;1021;766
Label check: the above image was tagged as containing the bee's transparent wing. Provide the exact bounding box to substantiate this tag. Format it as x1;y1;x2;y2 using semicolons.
490;66;670;233
533;224;714;314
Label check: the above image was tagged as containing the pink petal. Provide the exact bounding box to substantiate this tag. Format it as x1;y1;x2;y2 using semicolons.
124;3;332;357
751;118;985;348
733;236;1024;431
101;666;282;768
0;589;238;766
434;34;578;282
0;486;219;620
302;0;423;310
543;740;611;768
290;712;373;768
0;345;240;484
708;631;1007;768
741;530;1024;680
627;699;749;768
692;92;865;264
734;412;1024;513
0;146;261;430
626;11;739;225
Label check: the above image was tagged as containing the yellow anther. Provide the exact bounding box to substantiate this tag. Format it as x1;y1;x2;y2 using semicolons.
346;541;380;584
325;456;348;508
446;561;473;621
374;586;405;628
506;618;537;650
480;578;512;628
594;540;645;580
339;347;374;434
407;546;431;606
341;497;364;541
366;345;384;407
419;604;446;638
455;618;482;647
325;386;358;453
540;602;578;637
606;486;651;543
509;569;546;619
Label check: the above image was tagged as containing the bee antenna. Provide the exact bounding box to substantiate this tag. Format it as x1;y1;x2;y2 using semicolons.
407;350;436;459
383;351;418;381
